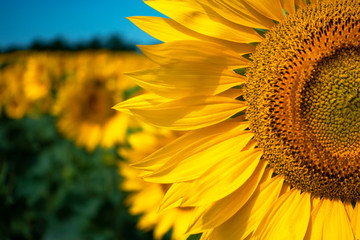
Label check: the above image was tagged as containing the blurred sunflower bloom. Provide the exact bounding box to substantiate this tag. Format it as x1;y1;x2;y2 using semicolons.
0;52;57;118
119;123;194;240
115;0;360;239
54;51;155;151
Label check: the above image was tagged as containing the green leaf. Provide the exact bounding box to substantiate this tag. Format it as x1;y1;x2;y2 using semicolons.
187;233;202;240
233;68;247;76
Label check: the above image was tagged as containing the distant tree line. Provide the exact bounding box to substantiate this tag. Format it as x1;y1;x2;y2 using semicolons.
1;34;137;53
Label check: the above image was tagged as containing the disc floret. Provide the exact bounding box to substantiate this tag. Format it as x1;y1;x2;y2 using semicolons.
246;0;360;201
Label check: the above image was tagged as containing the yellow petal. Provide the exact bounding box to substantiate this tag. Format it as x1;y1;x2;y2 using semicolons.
279;181;291;196
295;0;307;8
171;208;194;240
128;185;163;214
154;211;176;240
197;0;275;29
145;0;263;43
344;201;354;220
160;182;192;211
129;16;198;42
139;40;251;67
181;148;262;206
133;119;249;171
113;93;169;115
127;132;159;154
253;189;311;240
187;160;267;233
217;88;244;99
304;198;354;239
131;95;246;130
243;0;285;22
84;124;101;151
143;131;255;183
101;114;128;147
127;64;245;99
128;16;256;53
210;175;284;240
119;162;144;191
137;211;157;232
201;230;212;240
281;0;295;15
351;203;360;240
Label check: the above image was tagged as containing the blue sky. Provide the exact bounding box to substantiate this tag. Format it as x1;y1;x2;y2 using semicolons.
0;0;164;49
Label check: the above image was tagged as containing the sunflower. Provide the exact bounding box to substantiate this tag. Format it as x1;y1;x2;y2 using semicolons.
0;52;56;118
0;60;30;118
114;0;360;239
119;123;194;240
54;51;155;151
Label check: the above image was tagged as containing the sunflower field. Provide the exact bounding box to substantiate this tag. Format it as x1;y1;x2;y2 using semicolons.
0;51;172;240
3;0;360;239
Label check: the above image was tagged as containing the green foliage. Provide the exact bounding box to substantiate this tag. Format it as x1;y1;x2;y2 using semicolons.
233;68;247;76
186;233;202;240
0;115;153;240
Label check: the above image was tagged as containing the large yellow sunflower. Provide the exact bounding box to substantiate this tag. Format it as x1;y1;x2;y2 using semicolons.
54;51;155;151
119;123;194;240
114;0;360;239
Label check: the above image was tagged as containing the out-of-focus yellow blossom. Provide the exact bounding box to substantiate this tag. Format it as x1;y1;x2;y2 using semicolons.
0;51;65;118
54;51;155;151
0;60;29;118
119;123;194;240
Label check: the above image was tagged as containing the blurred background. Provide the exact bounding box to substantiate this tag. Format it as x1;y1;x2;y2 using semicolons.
0;1;178;240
